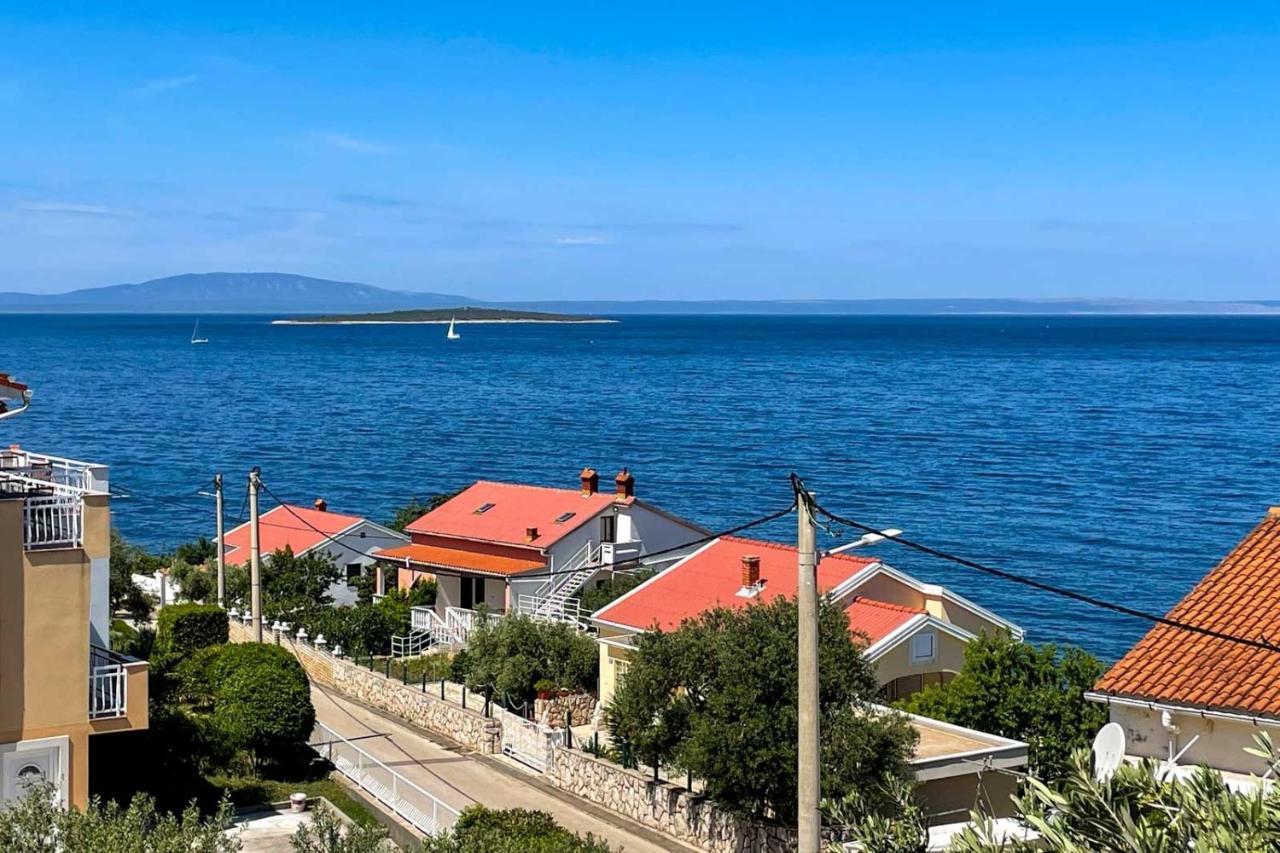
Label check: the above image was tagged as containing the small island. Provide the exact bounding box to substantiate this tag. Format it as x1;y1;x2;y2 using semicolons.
272;306;616;325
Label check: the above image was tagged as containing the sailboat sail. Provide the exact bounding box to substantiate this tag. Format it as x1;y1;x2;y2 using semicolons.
191;320;209;344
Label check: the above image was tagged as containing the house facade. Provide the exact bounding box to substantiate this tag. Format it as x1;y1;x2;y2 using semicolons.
374;469;707;632
220;500;408;606
0;446;148;809
1088;507;1280;783
590;535;1021;708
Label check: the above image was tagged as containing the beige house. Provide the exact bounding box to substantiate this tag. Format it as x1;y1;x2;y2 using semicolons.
0;446;148;809
590;535;1022;708
1088;506;1280;785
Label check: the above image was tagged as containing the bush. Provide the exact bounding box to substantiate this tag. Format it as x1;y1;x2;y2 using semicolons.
579;569;655;615
291;805;388;853
465;614;598;707
209;644;315;772
421;806;616;852
156;603;229;656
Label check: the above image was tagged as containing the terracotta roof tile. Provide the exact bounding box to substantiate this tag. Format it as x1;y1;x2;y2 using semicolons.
1094;512;1280;717
223;504;366;565
373;542;546;577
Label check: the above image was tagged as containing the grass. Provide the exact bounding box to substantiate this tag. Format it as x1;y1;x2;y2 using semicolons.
208;771;380;828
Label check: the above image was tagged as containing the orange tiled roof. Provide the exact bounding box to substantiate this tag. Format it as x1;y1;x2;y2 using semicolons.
374;542;546;577
223;504;365;565
405;480;629;548
844;596;924;644
1094;509;1280;717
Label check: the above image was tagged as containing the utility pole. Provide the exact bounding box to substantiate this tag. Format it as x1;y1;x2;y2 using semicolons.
795;475;820;852
249;466;262;643
214;473;225;608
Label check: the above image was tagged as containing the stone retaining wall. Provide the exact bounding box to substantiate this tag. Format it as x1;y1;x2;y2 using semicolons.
228;620;499;754
535;692;597;729
546;745;796;853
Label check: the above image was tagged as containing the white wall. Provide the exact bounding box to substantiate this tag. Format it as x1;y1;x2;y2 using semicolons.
317;522;407;606
89;556;109;648
1108;703;1278;777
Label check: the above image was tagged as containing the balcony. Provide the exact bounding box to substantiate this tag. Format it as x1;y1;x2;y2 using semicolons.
89;646;148;730
599;540;642;566
0;448;106;550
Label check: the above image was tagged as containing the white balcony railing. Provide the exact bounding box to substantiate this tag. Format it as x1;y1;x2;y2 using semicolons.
0;448;108;494
23;492;85;549
599;540;642;566
89;647;128;719
1;448;104;550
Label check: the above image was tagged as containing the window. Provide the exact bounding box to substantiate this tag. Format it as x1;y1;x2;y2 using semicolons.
554;511;576;524
474;503;495;514
345;562;364;584
911;632;936;663
600;514;617;544
460;576;486;610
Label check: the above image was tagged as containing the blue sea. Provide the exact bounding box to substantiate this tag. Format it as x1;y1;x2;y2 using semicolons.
6;313;1280;660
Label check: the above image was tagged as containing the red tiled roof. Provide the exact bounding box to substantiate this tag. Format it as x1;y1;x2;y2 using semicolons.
406;480;629;549
223;504;365;565
374;542;546;577
844;596;924;644
1094;510;1280;717
594;535;877;632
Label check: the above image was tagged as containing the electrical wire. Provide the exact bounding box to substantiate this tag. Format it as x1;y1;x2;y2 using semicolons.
805;489;1280;656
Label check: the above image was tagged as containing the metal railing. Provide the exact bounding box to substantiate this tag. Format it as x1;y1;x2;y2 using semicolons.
89;646;128;718
21;490;85;549
0;449;108;493
515;594;590;630
310;721;459;835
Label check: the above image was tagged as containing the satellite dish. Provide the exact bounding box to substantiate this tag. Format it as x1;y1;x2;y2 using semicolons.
1092;722;1126;782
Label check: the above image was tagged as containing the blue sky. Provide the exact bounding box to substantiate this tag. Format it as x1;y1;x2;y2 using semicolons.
1;3;1277;300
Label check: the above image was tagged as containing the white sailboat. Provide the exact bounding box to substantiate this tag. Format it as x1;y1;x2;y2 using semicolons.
191;319;209;344
446;316;461;340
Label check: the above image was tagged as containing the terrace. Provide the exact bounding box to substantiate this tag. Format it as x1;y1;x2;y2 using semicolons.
0;447;108;549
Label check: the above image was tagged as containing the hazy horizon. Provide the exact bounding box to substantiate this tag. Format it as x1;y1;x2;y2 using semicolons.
2;5;1277;300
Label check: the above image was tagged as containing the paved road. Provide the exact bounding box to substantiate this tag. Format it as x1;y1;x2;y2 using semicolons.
309;684;690;852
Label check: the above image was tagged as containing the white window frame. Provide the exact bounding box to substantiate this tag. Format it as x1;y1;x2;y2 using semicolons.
910;631;936;663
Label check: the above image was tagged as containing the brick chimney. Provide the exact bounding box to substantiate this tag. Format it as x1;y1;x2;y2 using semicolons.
314;498;328;512
526;526;539;542
580;467;599;496
741;555;761;588
615;468;635;501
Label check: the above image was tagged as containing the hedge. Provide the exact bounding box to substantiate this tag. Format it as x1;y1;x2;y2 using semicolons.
156;603;228;656
209;644;314;770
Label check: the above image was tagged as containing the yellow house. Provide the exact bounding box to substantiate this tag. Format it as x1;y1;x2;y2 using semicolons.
590;535;1021;708
0;446;148;809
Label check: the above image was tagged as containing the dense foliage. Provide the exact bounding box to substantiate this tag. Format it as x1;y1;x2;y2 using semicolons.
0;783;238;853
156;603;229;657
110;530;163;621
290;804;388;853
952;737;1280;851
897;631;1106;780
606;597;917;824
209;644;315;771
464;613;598;707
175;536;217;566
578;569;655;615
420;807;616;853
260;546;344;618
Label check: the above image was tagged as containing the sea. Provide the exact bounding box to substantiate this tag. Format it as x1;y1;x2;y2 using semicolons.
5;312;1280;661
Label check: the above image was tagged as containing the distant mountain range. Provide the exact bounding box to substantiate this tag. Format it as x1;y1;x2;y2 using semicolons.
2;272;1280;315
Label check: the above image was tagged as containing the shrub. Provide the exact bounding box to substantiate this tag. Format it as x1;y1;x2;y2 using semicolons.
291;805;388;853
579;569;655;615
209;644;315;772
465;614;598;707
421;806;616;852
156;603;229;657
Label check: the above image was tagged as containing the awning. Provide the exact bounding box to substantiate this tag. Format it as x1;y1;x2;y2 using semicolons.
374;543;546;577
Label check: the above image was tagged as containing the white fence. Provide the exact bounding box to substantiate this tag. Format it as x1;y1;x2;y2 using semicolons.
494;705;562;772
309;721;460;836
22;493;84;549
89;647;128;719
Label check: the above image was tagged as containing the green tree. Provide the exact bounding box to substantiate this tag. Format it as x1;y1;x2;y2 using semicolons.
898;632;1106;781
420;807;616;853
261;546;343;618
579;569;655;615
290;806;388;853
607;597;917;824
824;776;928;853
0;783;239;853
465;614;598;708
155;603;229;657
175;536;217;566
109;530;163;621
951;736;1280;852
211;644;315;773
386;491;462;533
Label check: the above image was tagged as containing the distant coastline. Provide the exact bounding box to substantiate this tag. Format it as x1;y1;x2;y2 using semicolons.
272;306;616;325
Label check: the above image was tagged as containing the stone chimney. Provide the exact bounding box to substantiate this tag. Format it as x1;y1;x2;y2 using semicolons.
526;526;539;542
741;555;761;588
314;498;328;512
615;468;635;501
580;467;599;496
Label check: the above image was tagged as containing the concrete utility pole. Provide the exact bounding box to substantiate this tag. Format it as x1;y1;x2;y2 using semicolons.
214;472;225;608
249;466;262;643
795;477;820;852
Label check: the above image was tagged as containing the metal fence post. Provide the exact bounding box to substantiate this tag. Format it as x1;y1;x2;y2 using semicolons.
462;688;466;710
421;671;427;692
440;678;445;700
401;661;408;685
384;657;390;678
566;710;573;749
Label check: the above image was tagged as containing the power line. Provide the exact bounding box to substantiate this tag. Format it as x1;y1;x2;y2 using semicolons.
258;479;404;564
810;498;1280;656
